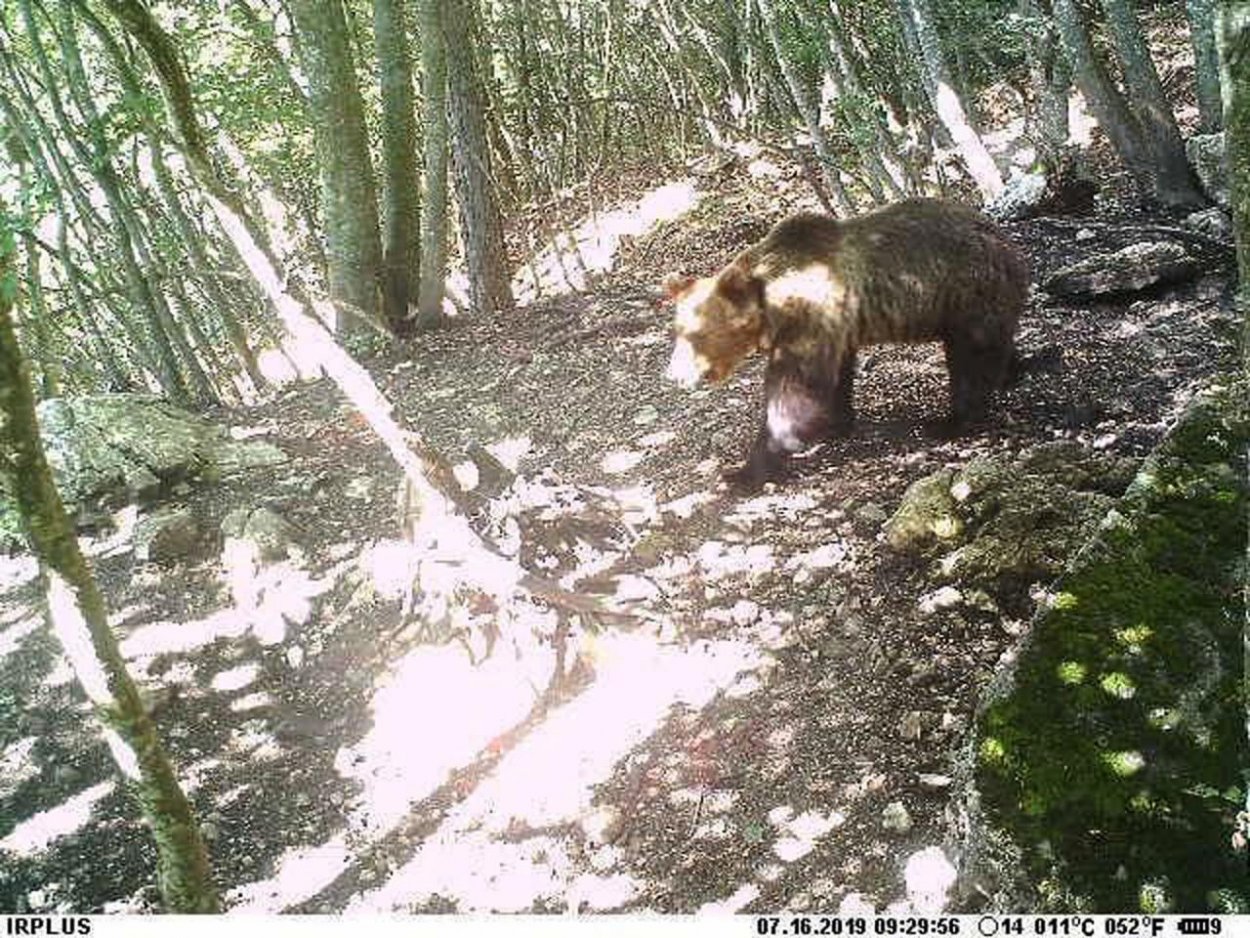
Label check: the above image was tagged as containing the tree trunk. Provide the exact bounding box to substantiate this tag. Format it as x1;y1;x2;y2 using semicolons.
1020;0;1071;167
443;0;514;314
755;0;854;213
1052;0;1205;206
10;3;193;402
1213;0;1249;836
372;0;422;332
415;0;450;327
0;217;219;914
1190;0;1224;131
897;0;1004;201
1218;2;1250;291
1102;0;1204;201
288;0;386;334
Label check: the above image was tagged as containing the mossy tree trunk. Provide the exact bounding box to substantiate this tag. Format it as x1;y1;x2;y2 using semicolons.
1214;0;1249;837
443;0;515;315
415;0;450;328
288;0;386;336
1190;0;1225;132
0;220;219;913
896;0;1005;202
372;0;422;333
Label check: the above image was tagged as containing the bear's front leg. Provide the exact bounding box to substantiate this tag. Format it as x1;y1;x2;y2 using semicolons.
728;369;830;490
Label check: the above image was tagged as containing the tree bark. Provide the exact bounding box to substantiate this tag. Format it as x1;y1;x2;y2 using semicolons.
1052;0;1205;206
1190;0;1224;131
415;0;450;327
372;0;422;332
755;0;854;213
1218;2;1250;292
1213;0;1249;838
1020;0;1071;167
287;0;386;334
0;216;219;914
897;0;1004;201
1102;0;1203;200
443;0;514;314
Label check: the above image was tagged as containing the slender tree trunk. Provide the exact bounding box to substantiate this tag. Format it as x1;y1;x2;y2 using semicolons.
372;0;422;332
755;0;854;213
1052;0;1205;206
415;0;450;327
443;0;514;314
1020;0;1071;167
1102;0;1203;198
10;4;192;402
1218;3;1250;292
1190;0;1224;131
1212;0;1249;831
288;0;386;334
71;0;268;397
150;143;267;396
897;0;1004;201
0;217;219;914
55;3;217;404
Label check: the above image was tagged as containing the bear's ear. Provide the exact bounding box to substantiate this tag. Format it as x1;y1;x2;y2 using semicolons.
662;273;696;300
716;263;763;307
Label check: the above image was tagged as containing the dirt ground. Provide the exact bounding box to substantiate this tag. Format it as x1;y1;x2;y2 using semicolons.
0;161;1239;914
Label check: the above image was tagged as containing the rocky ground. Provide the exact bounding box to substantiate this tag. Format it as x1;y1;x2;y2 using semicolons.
0;158;1240;914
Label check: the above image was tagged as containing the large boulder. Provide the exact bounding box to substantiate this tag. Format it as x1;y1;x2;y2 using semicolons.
885;441;1137;593
1186;132;1228;208
958;379;1249;912
1;394;287;546
1043;241;1202;298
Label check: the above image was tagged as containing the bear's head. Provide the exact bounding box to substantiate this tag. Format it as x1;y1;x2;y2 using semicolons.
663;263;766;388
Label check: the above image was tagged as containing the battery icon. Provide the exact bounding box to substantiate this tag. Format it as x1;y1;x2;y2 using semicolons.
1177;920;1215;935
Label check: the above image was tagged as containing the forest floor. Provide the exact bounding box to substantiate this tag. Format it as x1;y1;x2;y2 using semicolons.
0;154;1240;914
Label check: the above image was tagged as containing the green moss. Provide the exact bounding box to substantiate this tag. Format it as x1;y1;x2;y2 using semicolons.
1057;661;1087;684
975;381;1249;911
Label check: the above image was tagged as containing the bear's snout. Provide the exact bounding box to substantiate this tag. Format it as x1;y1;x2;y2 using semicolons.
666;337;704;388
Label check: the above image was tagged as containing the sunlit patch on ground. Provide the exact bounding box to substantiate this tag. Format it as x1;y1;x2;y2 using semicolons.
0;555;39;593
342;630;765;912
0;782;113;857
514;181;700;303
0;738;40;800
0;610;41;663
227;837;354;911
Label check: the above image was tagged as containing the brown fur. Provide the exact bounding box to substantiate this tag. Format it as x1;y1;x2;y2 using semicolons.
664;199;1030;487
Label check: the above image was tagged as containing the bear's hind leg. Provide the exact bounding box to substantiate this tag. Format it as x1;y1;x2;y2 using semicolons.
943;333;1013;427
830;349;857;433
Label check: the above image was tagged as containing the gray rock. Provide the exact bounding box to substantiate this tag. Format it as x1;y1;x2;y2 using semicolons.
1186;132;1228;207
986;171;1047;221
1182;207;1232;241
0;395;289;541
134;507;205;563
1044;241;1201;298
221;506;299;562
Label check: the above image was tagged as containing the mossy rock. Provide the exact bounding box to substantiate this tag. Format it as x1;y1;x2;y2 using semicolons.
886;442;1137;592
970;378;1249;912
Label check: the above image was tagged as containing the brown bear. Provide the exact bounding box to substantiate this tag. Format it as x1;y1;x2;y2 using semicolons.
663;198;1029;487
